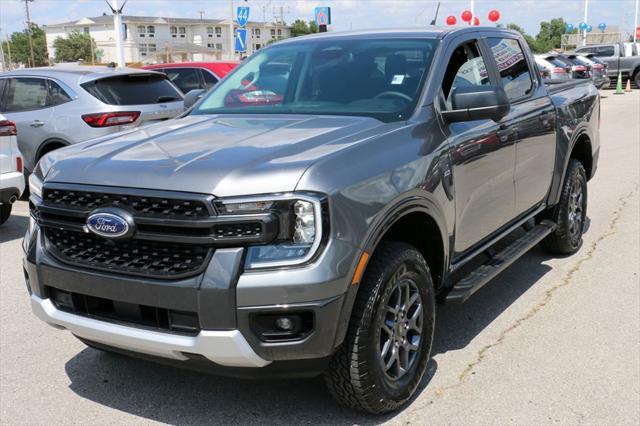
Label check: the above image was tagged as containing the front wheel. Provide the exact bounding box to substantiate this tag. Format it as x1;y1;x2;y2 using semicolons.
542;159;588;254
324;241;435;414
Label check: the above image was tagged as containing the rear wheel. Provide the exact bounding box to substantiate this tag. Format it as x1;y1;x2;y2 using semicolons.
324;241;435;414
0;204;12;225
634;71;640;89
542;159;587;254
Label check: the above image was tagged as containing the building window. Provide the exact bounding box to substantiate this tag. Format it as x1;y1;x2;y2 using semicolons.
207;43;214;48
215;26;222;37
139;43;147;56
138;25;146;37
170;26;177;38
255;28;261;37
270;29;275;36
255;43;261;49
147;26;155;37
207;26;213;37
215;43;223;50
179;26;186;38
148;43;156;52
277;29;282;35
83;26;90;34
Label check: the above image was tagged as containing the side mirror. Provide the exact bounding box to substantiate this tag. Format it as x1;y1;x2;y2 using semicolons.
184;89;206;110
441;85;510;122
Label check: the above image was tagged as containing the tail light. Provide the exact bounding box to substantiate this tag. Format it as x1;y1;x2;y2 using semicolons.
16;156;23;173
572;65;587;72
82;111;140;128
552;67;567;73
0;120;17;136
592;63;604;69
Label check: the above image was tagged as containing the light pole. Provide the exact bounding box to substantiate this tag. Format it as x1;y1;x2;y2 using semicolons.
228;0;235;61
23;0;35;67
199;10;205;59
634;0;639;43
109;0;126;67
582;0;589;46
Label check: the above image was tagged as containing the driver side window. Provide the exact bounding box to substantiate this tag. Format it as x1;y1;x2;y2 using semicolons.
441;41;490;109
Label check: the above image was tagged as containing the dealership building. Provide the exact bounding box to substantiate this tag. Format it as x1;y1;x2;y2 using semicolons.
44;14;291;64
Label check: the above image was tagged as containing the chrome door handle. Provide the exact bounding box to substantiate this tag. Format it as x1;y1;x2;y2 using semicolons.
30;120;45;127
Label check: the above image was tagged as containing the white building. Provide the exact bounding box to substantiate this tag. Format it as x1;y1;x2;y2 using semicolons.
44;14;291;64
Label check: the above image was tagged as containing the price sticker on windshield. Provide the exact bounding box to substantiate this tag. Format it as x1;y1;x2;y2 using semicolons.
391;75;405;85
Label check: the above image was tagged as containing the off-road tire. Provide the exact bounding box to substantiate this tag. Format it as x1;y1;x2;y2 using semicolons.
542;159;588;254
0;204;12;225
324;241;435;414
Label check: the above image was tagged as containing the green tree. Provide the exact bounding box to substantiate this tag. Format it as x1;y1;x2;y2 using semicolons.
290;19;318;37
1;23;49;67
53;31;97;62
534;18;567;53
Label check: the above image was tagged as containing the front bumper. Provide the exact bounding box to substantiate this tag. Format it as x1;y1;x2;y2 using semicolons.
31;294;269;367
24;220;358;369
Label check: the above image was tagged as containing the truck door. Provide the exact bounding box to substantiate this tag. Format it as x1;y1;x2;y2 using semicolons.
439;38;516;256
484;37;556;216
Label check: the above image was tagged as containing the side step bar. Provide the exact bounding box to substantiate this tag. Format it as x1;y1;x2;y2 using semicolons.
446;220;557;303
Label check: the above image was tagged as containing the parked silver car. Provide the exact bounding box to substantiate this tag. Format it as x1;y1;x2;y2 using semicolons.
0;66;184;174
534;55;571;81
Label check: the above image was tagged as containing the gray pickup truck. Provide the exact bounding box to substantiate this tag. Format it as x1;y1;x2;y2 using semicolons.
24;27;599;414
575;42;640;87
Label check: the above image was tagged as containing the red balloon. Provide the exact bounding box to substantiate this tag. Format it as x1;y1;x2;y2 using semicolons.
473;16;480;26
488;9;501;22
446;15;457;25
461;10;472;22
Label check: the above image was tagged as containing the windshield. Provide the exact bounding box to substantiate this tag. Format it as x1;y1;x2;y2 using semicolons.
193;38;438;122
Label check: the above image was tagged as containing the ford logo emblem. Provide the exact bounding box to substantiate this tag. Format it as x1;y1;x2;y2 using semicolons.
86;209;134;239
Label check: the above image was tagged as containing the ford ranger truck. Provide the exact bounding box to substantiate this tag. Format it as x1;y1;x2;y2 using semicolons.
24;28;599;414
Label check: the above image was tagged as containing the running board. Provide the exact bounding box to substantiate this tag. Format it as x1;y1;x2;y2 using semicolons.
446;220;556;303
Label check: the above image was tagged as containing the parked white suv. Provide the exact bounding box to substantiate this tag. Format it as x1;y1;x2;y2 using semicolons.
0;114;24;225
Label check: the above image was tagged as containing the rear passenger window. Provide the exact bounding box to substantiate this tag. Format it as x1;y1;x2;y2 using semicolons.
487;38;534;101
596;46;615;56
162;68;202;94
81;74;182;105
2;78;49;112
441;41;490;107
47;81;72;106
200;70;219;89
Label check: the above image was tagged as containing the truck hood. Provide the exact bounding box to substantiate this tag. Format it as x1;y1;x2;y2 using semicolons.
44;114;387;197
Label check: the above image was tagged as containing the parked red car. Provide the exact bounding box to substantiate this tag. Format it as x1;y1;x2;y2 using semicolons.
143;62;238;94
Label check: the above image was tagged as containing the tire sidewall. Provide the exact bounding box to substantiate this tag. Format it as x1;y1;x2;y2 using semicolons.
560;162;588;251
365;250;435;403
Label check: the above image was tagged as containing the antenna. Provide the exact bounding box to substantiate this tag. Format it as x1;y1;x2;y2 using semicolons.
430;2;441;26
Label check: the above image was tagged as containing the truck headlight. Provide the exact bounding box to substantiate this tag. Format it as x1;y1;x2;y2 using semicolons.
28;173;43;200
216;193;327;269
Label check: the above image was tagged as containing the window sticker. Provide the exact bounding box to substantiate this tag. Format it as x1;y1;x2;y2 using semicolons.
391;75;405;85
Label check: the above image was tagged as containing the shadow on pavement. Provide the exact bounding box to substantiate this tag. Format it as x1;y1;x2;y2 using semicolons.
0;213;28;244
63;243;556;424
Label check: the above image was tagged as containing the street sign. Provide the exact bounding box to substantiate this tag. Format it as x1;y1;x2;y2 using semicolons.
314;7;331;26
235;28;247;52
237;6;250;27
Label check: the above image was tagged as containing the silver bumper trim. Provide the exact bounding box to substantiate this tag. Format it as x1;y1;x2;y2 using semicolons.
30;295;270;368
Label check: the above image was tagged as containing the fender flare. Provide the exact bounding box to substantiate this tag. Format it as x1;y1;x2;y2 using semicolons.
332;192;450;349
548;125;593;206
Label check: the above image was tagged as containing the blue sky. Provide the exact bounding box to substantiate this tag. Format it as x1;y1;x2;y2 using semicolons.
0;0;638;39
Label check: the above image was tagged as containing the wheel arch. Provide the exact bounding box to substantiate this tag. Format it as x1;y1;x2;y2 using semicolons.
35;138;70;163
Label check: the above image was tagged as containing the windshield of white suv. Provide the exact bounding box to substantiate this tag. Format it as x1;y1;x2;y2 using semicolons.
192;38;438;122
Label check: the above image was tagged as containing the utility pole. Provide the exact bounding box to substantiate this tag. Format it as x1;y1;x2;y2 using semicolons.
6;35;12;70
470;0;475;25
23;0;35;67
0;31;5;72
199;11;205;59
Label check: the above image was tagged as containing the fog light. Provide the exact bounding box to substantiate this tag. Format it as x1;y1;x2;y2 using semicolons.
275;317;294;331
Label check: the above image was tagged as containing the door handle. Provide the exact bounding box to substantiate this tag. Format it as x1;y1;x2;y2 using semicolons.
30;120;45;128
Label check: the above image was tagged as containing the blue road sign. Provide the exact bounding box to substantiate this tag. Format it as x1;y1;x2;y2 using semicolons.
314;7;331;25
237;6;250;27
235;28;247;52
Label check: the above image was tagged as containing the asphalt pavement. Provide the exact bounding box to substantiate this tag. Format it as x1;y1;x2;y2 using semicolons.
1;91;639;425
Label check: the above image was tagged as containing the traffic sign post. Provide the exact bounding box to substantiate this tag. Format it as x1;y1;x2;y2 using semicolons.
237;6;250;28
235;28;247;53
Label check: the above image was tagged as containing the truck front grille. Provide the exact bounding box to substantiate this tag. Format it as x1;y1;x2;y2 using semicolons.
43;188;211;218
44;228;211;279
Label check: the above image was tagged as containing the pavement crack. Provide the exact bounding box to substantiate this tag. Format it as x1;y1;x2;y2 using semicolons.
438;185;639;395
